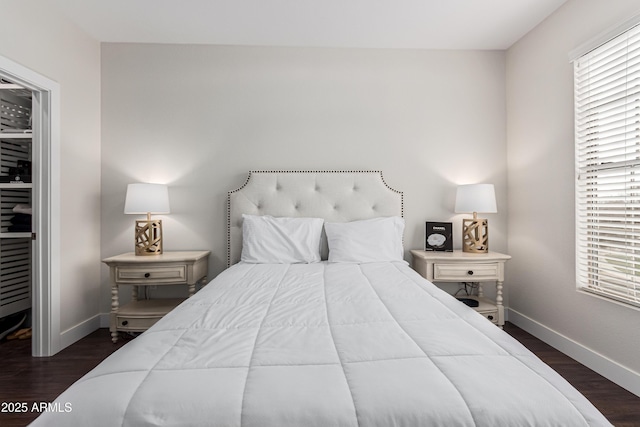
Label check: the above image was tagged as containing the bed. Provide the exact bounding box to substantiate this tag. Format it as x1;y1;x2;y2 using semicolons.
31;170;611;426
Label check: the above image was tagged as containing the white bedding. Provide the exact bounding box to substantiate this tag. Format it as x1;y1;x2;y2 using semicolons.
32;262;611;426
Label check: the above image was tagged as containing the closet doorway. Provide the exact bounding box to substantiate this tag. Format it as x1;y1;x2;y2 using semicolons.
0;55;59;357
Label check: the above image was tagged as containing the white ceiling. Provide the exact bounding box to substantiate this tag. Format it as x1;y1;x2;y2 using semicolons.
54;0;567;50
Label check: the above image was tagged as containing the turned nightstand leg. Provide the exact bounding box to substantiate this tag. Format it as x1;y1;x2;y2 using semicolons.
496;280;504;329
110;283;119;343
189;276;207;297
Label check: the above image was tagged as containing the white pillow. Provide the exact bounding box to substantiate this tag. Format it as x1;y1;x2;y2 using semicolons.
241;215;324;263
325;216;405;263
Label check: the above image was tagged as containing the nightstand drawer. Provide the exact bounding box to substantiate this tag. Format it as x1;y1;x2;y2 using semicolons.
458;296;499;324
434;263;499;281
115;265;187;284
116;298;184;330
116;315;162;330
478;309;499;324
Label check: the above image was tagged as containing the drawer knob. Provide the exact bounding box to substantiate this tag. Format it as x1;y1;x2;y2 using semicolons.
144;273;151;278
122;320;128;326
467;270;474;276
488;315;494;320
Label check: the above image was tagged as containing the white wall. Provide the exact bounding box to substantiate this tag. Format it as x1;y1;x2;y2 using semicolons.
0;1;102;350
100;44;508;309
506;0;640;394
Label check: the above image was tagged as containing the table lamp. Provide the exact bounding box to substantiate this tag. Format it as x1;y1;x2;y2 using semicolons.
455;183;497;253
124;183;170;255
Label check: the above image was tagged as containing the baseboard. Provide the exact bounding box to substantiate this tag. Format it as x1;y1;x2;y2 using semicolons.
59;314;101;350
508;308;640;398
99;313;110;328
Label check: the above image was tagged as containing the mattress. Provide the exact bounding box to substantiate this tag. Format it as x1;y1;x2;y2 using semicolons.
31;262;611;426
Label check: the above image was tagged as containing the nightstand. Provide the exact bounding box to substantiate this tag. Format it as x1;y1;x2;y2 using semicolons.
410;250;511;327
103;250;210;342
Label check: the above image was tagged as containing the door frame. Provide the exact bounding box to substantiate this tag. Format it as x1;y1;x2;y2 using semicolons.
0;55;60;357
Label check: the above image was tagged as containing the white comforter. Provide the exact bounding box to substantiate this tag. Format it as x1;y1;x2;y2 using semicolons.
32;262;611;426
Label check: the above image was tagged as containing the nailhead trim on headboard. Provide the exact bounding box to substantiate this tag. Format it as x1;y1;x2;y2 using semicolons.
226;170;404;267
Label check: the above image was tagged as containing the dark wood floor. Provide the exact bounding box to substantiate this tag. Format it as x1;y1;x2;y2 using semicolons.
0;330;128;426
504;323;640;426
0;323;638;426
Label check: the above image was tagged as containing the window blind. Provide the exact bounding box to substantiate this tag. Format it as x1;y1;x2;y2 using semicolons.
574;23;640;307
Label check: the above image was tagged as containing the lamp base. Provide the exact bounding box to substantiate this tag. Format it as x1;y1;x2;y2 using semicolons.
134;219;163;255
461;217;489;253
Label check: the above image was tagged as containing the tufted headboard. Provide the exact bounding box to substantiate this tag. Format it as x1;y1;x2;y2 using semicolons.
227;170;403;266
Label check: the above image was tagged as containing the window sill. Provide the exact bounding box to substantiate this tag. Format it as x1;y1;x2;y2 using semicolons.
577;287;640;312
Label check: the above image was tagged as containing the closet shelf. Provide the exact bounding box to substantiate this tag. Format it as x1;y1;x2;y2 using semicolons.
0;83;25;90
0;232;31;239
0;78;33;320
0;183;32;189
0;133;32;139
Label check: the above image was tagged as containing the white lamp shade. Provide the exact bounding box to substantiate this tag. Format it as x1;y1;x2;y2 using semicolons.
124;183;170;214
455;184;497;214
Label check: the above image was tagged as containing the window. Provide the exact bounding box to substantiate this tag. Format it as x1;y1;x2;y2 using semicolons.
574;22;640;307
